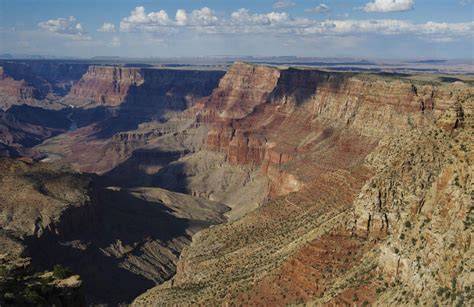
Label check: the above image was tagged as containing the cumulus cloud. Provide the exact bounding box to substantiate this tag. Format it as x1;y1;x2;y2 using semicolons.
120;6;219;32
120;6;171;32
38;16;90;40
363;0;414;12
272;1;296;9
175;9;188;26
305;4;331;13
97;22;115;32
116;6;472;43
231;9;290;26
188;7;219;26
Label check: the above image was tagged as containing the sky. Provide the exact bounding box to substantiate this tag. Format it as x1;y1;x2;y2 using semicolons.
0;0;473;59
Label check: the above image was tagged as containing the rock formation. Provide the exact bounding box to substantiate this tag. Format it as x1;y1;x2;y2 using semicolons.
0;60;472;306
0;61;88;110
133;63;473;306
0;157;228;305
65;66;225;109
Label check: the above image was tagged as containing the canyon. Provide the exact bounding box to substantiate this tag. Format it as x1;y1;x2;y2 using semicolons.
0;59;472;306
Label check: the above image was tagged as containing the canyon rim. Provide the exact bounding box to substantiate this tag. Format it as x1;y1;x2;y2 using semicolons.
0;0;473;306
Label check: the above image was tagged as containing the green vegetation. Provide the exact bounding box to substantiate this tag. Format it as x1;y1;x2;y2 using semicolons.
0;261;81;306
53;264;72;279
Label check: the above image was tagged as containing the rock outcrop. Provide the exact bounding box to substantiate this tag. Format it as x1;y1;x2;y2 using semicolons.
0;157;229;305
0;106;71;156
133;63;473;306
197;63;461;198
350;91;473;305
1;60;472;306
66;66;225;109
0;61;89;110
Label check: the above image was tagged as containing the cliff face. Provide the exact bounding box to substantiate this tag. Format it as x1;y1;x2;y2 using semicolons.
350;92;473;305
199;63;459;196
133;64;473;306
66;66;225;109
0;61;89;110
0;66;42;110
67;66;144;107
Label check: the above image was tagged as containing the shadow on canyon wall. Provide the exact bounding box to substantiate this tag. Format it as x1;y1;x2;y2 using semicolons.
101;149;188;188
23;185;192;305
1;61;89;98
269;69;350;106
87;69;224;140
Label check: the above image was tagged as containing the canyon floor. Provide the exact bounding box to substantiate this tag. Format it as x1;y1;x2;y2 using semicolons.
0;59;472;306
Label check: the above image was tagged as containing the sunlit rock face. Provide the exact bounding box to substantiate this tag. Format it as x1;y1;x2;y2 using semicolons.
0;60;472;306
133;63;473;306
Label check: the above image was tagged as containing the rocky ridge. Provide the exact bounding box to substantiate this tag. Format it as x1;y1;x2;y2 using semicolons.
0;60;472;306
133;63;473;306
0;157;228;305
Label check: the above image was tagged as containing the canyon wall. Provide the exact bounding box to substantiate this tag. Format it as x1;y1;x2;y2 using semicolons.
0;61;89;110
199;62;461;196
0;157;229;305
2;61;470;305
134;63;473;306
35;67;225;174
66;66;225;109
350;92;473;304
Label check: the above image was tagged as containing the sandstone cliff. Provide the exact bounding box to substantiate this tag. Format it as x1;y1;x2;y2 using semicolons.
0;61;88;110
133;63;473;306
65;66;225;109
350;91;473;305
4;61;471;306
198;63;461;198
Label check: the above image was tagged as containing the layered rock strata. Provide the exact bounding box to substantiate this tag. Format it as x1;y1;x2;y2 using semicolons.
133;63;473;306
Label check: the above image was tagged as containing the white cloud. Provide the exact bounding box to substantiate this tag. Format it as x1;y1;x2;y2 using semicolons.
363;0;414;12
175;9;188;26
120;6;171;32
97;22;115;32
116;6;472;44
231;9;290;26
305;4;331;13
189;7;219;26
272;1;296;9
38;16;90;40
120;6;218;32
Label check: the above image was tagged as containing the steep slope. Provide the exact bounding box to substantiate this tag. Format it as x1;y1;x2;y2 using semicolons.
0;106;71;157
0;157;229;305
133;63;473;305
65;66;225;109
350;92;473;305
0;158;90;305
36;67;225;173
0;61;89;110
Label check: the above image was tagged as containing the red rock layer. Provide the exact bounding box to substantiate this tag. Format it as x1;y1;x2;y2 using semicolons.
66;66;225;110
68;66;144;107
0;61;89;110
198;63;460;196
0;67;39;109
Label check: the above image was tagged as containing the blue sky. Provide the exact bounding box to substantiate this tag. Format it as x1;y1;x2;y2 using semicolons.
0;0;473;59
